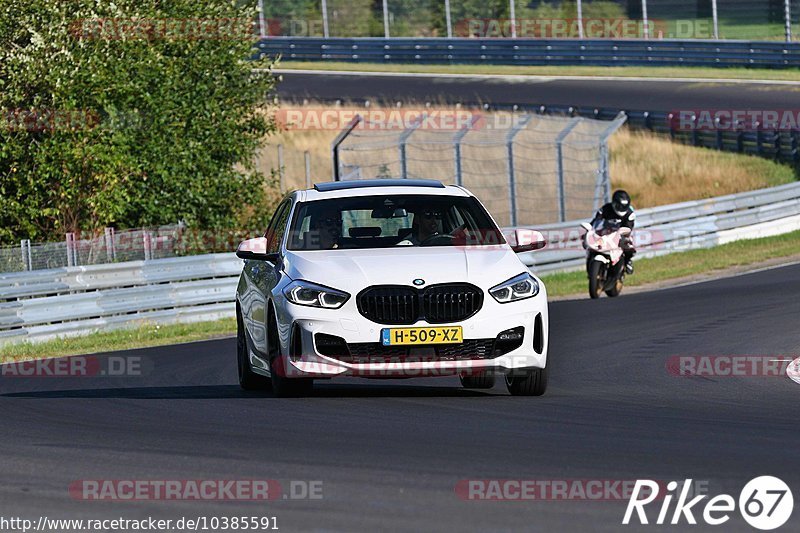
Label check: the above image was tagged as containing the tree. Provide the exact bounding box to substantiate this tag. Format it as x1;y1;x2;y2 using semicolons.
0;0;277;244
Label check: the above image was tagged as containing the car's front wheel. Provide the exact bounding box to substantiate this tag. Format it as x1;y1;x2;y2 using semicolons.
459;371;496;389
505;366;548;396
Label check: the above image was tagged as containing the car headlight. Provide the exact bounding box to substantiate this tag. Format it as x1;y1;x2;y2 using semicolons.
489;273;539;303
283;280;350;309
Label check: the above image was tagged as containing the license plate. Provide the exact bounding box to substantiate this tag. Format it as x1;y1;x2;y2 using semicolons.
381;326;463;346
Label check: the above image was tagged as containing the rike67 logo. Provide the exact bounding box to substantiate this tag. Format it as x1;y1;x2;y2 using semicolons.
624;477;793;530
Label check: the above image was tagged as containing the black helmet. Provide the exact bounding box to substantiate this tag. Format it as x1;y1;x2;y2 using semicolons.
611;190;631;217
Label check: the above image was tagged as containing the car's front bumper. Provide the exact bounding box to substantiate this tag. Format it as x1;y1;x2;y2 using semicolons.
272;287;549;379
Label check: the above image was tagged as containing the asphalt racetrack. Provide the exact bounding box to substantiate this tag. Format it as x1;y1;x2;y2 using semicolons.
1;264;798;531
275;70;800;112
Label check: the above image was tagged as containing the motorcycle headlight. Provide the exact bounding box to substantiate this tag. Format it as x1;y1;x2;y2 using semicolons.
283;280;350;309
489;273;539;303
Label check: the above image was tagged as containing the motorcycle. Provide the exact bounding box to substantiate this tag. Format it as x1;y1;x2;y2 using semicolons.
579;219;631;299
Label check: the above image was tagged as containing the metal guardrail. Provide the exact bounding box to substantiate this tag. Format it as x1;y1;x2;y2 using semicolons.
2;182;800;345
0;254;241;345
256;37;800;68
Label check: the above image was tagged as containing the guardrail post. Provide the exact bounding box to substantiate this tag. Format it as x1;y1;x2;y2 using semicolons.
555;117;583;223
304;151;312;188
505;114;533;226
785;0;793;42
104;227;116;262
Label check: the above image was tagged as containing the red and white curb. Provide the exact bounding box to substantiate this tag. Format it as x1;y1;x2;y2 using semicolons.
788;357;800;385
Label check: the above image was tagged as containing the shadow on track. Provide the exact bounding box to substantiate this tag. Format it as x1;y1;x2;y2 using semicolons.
1;383;501;399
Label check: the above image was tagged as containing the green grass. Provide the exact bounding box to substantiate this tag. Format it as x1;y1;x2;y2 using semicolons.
0;318;236;363
4;230;800;360
542;229;800;297
278;61;800;82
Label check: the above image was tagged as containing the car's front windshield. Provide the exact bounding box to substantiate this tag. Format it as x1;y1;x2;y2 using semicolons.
287;194;504;250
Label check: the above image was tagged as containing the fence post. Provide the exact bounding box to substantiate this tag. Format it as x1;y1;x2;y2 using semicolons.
445;0;453;38
105;227;116;262
304;151;312;188
452;115;478;186
399;114;425;180
277;144;285;192
331;115;363;181
20;240;28;271
641;0;649;39
382;0;390;38
576;0;584;39
66;232;75;267
321;0;330;38
257;0;266;37
143;231;152;261
505;114;533;227
555;117;583;223
595;112;627;209
711;0;719;40
509;0;517;38
785;0;793;42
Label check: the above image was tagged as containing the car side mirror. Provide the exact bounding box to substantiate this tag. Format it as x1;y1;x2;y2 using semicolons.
509;229;547;253
236;237;278;262
580;222;592;232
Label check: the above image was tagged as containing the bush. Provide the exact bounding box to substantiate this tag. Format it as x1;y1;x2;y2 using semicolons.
0;0;278;244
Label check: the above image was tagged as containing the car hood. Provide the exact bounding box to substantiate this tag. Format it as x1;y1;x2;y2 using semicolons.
283;245;529;293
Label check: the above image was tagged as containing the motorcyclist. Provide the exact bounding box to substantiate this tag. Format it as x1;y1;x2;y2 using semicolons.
590;190;636;274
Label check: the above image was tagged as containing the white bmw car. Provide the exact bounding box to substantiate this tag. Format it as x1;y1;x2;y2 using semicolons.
235;179;549;397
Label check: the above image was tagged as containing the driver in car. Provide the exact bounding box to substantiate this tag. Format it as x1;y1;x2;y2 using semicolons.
309;209;341;249
400;208;442;245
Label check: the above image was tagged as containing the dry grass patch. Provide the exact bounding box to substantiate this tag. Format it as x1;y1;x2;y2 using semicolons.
609;129;795;207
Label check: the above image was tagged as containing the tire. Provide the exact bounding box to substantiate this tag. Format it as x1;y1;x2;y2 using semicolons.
267;310;313;398
605;275;624;297
459;371;496;389
237;308;271;391
588;260;605;299
505;366;548;396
